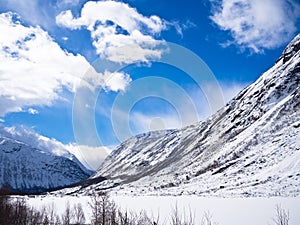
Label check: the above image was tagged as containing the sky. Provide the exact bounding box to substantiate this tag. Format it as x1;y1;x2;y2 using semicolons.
0;0;300;170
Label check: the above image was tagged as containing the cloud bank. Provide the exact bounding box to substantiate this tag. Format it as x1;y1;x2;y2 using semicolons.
211;0;300;53
56;1;167;63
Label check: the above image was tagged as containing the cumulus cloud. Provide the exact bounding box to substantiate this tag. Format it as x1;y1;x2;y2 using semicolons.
0;12;90;115
82;69;132;92
104;71;132;92
27;108;39;115
56;1;167;63
210;0;300;53
0;12;130;116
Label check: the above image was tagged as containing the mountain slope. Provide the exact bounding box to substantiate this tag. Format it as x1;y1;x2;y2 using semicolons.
88;34;300;197
0;127;92;193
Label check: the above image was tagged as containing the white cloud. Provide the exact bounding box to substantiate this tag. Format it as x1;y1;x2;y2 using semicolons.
56;1;167;63
0;12;90;115
0;13;131;116
0;12;131;116
66;144;110;171
170;20;197;37
82;68;132;92
27;108;39;115
210;0;300;53
104;71;132;92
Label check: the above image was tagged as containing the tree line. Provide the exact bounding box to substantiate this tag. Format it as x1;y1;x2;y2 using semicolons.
0;188;290;225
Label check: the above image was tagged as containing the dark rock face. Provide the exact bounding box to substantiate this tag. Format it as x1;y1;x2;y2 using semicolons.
283;34;300;63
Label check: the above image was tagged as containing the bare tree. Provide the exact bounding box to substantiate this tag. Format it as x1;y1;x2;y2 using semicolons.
171;204;195;225
89;191;117;225
272;204;289;225
61;201;72;225
171;203;183;225
152;211;161;225
89;192;102;225
135;210;153;225
43;215;50;225
48;202;57;224
55;214;62;225
0;189;13;225
118;210;130;225
201;211;218;225
27;208;44;225
0;189;50;225
73;202;86;225
14;198;30;224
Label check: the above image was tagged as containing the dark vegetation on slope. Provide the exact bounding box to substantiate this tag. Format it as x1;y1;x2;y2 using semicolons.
0;175;107;195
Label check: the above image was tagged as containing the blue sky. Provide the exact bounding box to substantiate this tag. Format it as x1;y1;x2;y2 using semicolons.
1;0;300;169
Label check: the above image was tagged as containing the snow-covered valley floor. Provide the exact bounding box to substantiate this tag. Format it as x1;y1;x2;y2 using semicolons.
24;195;300;225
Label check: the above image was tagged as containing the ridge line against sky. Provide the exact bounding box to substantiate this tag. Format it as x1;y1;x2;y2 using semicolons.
0;0;299;169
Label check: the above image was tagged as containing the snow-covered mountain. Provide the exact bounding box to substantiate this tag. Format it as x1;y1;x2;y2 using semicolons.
82;34;300;197
0;126;92;193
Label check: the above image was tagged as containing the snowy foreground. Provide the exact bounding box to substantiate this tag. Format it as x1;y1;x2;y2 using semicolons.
23;194;300;225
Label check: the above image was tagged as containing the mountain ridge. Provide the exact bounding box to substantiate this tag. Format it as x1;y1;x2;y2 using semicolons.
74;34;300;197
0;126;93;193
